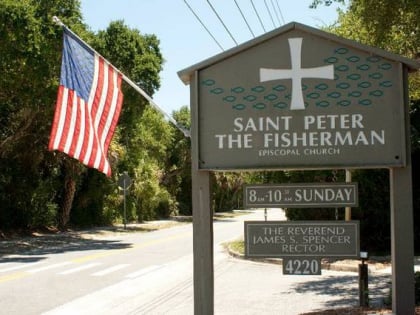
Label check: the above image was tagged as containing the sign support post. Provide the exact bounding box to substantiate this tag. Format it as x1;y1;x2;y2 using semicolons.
389;68;414;313
390;166;414;313
191;72;214;315
192;170;213;315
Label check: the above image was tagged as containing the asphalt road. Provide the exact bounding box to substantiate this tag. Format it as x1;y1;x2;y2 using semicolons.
0;209;391;314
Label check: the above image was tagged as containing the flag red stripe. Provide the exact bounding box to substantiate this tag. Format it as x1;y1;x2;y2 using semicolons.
104;74;123;154
84;57;104;167
73;98;86;160
67;97;82;157
48;86;65;150
104;72;123;174
95;68;113;173
95;65;120;174
64;94;78;154
57;89;73;151
92;61;113;170
77;99;91;164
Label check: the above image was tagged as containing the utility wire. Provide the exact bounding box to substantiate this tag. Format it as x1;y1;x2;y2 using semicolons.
264;0;277;28
234;0;255;38
275;0;286;25
206;0;238;46
250;0;266;33
182;0;224;51
270;0;282;26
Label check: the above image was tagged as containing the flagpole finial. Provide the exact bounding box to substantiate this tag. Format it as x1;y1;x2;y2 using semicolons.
52;16;64;27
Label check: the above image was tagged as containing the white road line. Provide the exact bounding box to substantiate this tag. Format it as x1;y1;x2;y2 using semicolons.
91;264;130;276
58;262;102;275
125;265;163;279
28;262;73;273
0;261;43;273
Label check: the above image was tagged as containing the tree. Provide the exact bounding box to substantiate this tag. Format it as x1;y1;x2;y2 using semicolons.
0;0;85;229
164;106;192;215
315;0;419;53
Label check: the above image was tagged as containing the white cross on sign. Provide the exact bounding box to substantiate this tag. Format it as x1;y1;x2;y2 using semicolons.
260;37;334;110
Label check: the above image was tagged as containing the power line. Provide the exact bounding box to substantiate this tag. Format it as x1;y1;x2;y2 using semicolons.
275;0;286;25
264;0;277;29
183;0;281;52
182;0;224;51
234;0;255;38
270;0;282;26
206;0;238;46
250;0;266;33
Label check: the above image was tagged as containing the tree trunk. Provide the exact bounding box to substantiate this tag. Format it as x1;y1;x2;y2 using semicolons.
58;159;80;230
58;176;76;230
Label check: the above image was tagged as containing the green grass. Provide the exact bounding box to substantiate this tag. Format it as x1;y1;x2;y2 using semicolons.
227;239;244;255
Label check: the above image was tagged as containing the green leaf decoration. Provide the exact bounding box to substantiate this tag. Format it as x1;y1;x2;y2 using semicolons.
210;87;224;94
232;104;246;110
359;99;372;106
307;92;320;99
231;86;245;93
337;100;351;106
347;73;361;80
253;103;266;110
251;86;265;93
369;90;383;97
335;65;349;72
357;64;370;71
202;79;216;86
334;47;349;54
315;83;329;90
347;56;360;62
348;91;362;97
243;95;257;102
379;63;392;70
273;84;287;92
337;82;351;89
358;81;372;89
223;96;236;102
273;102;288;109
316;100;330;107
324;56;339;64
369;72;383;79
379;81;392;88
264;94;278;101
328;92;341;98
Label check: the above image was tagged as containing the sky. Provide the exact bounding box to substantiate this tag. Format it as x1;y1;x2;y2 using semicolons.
80;0;345;116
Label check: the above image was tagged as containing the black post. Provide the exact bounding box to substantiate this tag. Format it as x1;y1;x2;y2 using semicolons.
359;261;368;307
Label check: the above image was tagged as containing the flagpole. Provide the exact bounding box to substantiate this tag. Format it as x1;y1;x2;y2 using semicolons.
53;16;190;138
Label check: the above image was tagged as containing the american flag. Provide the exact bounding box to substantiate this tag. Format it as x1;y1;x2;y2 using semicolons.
49;28;123;176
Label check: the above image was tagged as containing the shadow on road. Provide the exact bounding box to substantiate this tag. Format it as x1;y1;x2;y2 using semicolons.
0;256;47;264
292;273;391;308
0;233;132;259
